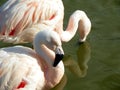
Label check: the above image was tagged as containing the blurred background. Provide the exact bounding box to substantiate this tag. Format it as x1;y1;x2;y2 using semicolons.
0;0;120;90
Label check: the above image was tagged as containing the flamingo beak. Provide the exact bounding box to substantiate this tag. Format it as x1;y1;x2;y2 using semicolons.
53;46;64;67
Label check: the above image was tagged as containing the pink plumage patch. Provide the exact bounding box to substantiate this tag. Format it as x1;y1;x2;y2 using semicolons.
9;29;16;36
17;80;27;89
49;14;55;20
2;29;16;36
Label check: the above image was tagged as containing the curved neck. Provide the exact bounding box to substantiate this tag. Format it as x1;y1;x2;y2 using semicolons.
61;10;91;42
33;31;55;66
33;30;64;88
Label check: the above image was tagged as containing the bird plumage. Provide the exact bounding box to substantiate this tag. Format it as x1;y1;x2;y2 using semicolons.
0;0;91;43
0;30;64;90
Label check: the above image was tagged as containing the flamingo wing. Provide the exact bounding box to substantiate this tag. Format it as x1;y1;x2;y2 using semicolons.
0;46;45;90
0;0;39;36
0;0;64;39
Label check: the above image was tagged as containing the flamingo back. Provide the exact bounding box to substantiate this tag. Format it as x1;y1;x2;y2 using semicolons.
0;46;45;90
0;0;64;43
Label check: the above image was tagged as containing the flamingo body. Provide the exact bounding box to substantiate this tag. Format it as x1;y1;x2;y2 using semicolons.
0;0;91;43
0;0;64;43
0;30;64;90
0;46;45;90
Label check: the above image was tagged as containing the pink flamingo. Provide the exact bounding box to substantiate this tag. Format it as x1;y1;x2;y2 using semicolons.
0;30;64;90
0;0;91;43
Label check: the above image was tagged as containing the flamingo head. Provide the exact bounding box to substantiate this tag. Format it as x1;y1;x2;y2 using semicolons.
34;29;64;67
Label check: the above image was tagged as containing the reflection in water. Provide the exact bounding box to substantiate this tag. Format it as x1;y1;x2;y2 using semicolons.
53;42;91;90
64;42;91;77
52;74;67;90
77;42;91;77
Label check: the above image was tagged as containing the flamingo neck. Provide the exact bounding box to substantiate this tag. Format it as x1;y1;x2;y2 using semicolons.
34;41;54;66
33;31;55;66
33;31;64;88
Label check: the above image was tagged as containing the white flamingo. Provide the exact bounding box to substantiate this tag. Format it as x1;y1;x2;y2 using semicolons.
0;30;64;90
0;0;91;43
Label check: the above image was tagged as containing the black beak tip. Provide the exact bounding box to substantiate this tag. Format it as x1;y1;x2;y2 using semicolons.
53;54;64;67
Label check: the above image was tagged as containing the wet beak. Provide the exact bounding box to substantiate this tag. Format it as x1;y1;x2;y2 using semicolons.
53;46;64;67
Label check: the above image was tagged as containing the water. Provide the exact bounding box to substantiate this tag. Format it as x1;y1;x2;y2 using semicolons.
0;0;120;90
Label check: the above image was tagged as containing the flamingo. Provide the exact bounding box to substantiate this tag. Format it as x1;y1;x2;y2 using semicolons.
0;30;64;90
0;0;91;43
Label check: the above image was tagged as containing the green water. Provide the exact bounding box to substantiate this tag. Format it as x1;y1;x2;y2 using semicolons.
0;0;120;90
